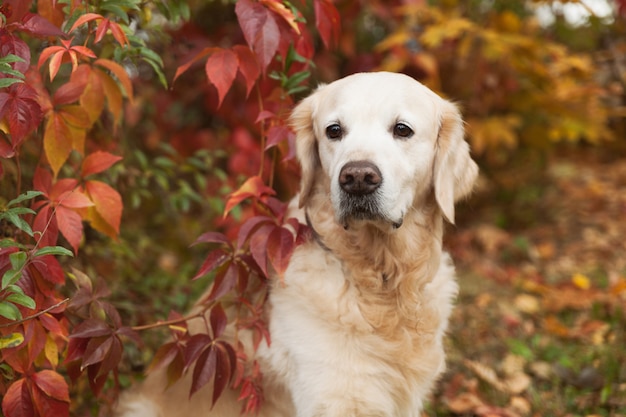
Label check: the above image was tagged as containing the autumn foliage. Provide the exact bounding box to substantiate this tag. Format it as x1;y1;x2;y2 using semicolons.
1;0;625;416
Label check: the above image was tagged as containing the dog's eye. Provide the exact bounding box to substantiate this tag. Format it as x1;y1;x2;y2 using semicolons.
326;124;343;140
393;123;413;138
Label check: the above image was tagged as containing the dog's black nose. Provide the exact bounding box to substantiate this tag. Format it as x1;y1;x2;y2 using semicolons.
339;161;382;195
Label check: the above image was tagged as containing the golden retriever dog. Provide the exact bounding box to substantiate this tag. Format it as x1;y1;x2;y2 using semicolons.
116;71;478;417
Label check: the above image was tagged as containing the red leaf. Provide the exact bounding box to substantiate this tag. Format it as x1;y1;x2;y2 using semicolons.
52;65;89;105
147;342;181;374
81;151;122;177
236;215;273;250
212;342;234;407
0;32;30;73
314;0;341;49
190;346;217;398
193;231;232;247
1;0;32;24
31;370;69;402
210;303;227;339
2;378;35;417
54;205;82;253
0;133;14;158
29;255;65;285
173;47;217;83
234;45;260;96
249;223;274;277
18;13;66;38
193;249;230;280
207;262;239;302
183;334;212;373
31;385;69;417
85;180;123;234
0;83;43;147
267;226;295;276
235;0;280;72
81;336;112;369
205;48;239;108
70;319;112;339
265;125;291;150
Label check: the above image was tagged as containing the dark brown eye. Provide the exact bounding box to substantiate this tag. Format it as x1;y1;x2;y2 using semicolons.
393;123;413;138
326;124;343;140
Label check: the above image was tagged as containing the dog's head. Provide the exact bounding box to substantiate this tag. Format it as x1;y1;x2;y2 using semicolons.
291;72;478;227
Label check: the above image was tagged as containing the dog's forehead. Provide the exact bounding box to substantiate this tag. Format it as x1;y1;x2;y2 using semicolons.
314;72;440;125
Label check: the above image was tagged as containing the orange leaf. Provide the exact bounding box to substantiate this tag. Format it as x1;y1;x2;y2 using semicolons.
205;48;239;108
44;112;73;176
78;66;105;126
94;68;123;125
59;105;91;129
48;50;65;81
224;176;276;216
85;180;122;235
260;0;300;34
94;58;133;102
82;151;122;177
68;12;103;33
107;21;129;46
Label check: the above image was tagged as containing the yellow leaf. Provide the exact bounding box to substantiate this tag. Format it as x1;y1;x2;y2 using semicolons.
0;332;25;349
572;273;591;290
45;333;59;368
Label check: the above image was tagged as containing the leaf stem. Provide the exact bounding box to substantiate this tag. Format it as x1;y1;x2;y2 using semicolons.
0;298;69;328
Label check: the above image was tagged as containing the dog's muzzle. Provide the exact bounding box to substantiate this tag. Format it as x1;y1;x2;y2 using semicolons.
337;160;386;225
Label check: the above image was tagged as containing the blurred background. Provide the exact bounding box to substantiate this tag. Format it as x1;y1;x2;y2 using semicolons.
1;0;625;416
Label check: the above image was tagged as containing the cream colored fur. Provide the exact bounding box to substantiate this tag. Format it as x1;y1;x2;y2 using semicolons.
115;72;478;417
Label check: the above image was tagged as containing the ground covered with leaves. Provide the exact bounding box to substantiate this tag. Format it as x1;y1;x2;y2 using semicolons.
433;148;626;417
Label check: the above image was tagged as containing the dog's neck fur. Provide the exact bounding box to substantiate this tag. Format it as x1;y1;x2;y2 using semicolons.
303;176;445;333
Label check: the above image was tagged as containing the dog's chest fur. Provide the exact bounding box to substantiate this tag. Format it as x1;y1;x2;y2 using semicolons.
259;212;457;417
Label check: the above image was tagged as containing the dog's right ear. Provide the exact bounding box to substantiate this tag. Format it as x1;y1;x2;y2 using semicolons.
290;88;322;208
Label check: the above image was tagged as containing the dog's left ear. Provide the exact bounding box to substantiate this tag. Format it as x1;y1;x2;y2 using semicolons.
433;101;479;224
290;87;322;208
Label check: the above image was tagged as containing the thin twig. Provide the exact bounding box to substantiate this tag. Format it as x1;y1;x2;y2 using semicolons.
0;298;70;328
131;310;205;332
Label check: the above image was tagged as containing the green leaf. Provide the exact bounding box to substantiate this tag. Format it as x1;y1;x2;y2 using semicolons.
2;269;22;289
8;191;44;207
100;3;130;23
3;212;34;237
6;292;36;310
0;302;21;321
0;78;23;89
3;207;36;216
0;332;25;349
0;54;26;65
9;251;27;271
0;67;25;78
33;246;74;258
0;239;28;250
141;56;168;88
